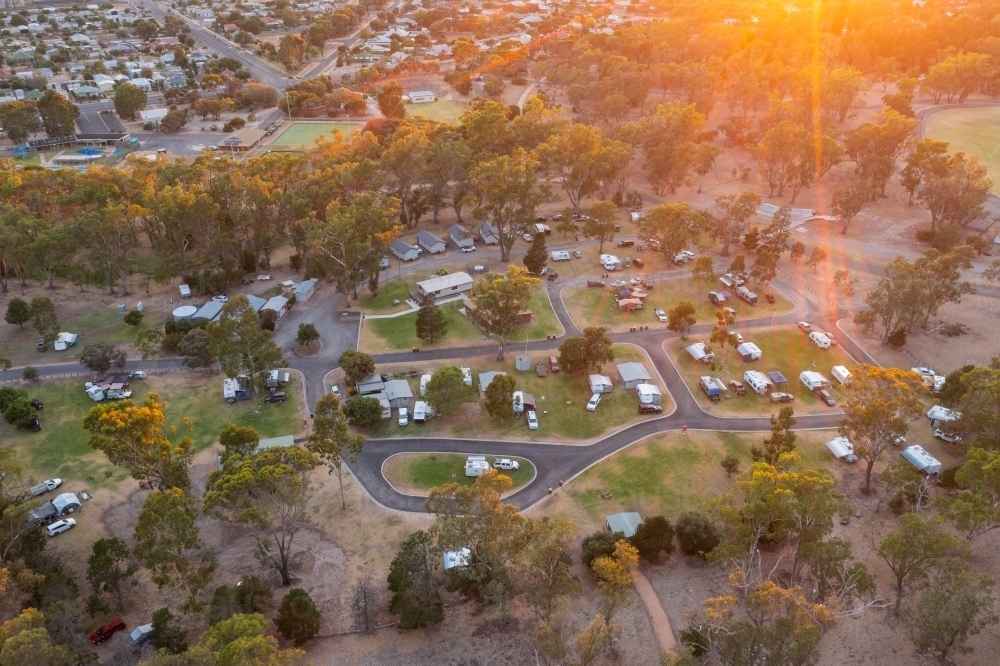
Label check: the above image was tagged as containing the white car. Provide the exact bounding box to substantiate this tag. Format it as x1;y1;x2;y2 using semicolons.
654;307;667;323
612;279;628;287
213;295;229;303
629;277;645;286
128;370;147;379
330;385;341;400
257;274;271;281
572;250;582;259
731;332;744;344
461;245;476;252
912;366;937;378
526;410;539;430
934;428;961;443
493;458;520;471
46;518;76;537
398;408;409;426
586;394;602;412
522;233;533;242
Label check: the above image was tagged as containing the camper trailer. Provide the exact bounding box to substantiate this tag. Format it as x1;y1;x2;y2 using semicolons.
465;456;490;477
413;401;431;423
825;437;858;463
809;331;832;349
900;445;942;475
223;377;251;403
736;286;757;305
831;365;852;386
420;374;432;397
743;370;771;396
699;376;721;402
799;371;830;391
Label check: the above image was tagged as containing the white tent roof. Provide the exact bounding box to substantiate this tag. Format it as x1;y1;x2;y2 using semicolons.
926;405;959;422
417;272;473;294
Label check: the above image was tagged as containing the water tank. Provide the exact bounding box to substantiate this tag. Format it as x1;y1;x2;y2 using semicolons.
172;305;197;323
515;354;531;372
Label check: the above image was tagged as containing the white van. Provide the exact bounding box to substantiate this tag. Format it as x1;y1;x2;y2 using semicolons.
413;401;430;423
419;374;432;397
397;408;408;426
831;365;852;386
465;455;489;477
809;331;832;349
551;250;571;261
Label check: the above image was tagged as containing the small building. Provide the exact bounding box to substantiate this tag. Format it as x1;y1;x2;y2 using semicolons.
617;362;652;389
636;383;662;406
589;374;613;394
417;230;447;254
449;224;475;249
606;512;643;539
900;445;942;475
415;272;473;303
408;90;437;104
479;221;500;245
193;300;223;322
686;342;715;364
357;373;386;396
478;371;507;398
293;278;319;302
219;127;264;152
617;298;643;312
138;107;168;125
737;342;762;362
261;295;289;319
390;238;420;262
926;405;960;428
384;379;414;408
245;294;267;313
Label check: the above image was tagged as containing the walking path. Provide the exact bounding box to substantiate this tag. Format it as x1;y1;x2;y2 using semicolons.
633;570;678;656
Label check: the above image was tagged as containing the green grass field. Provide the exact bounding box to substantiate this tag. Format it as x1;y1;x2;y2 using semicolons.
383;453;534;495
668;326;856;415
0;375;303;489
406;99;466;123
561;430;834;524
362;290;561;352
924;107;1000;194
3;308;148;366
562;277;795;333
269;122;362;151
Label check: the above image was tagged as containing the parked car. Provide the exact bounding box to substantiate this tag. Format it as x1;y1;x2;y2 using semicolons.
535;215;548;221
638;403;663;414
586;394;602;412
572;250;582;258
547;272;558;281
816;389;837;406
587;280;606;288
654;307;667;323
257;274;272;281
728;380;747;396
37;339;47;352
30;398;44;409
612;279;628;287
28;417;41;431
32;479;62;495
493;458;520;471
797;322;812;333
617;240;635;248
330;385;341;399
128;370;147;380
708;291;727;305
526;410;539;430
461;245;476;253
46;518;76;537
522;233;533;242
549;356;560;373
770;392;795;403
212;295;229;303
934;428;961;443
398;408;409;426
89;618;127;645
552;213;564;221
264;391;287;403
823;331;838;346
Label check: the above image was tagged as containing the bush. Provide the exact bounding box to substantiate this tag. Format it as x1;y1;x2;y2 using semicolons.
721;454;740;477
931;225;962;252
261;319;275;332
343;395;383;427
164;319;177;335
22;366;38;383
296;323;320;346
915;228;936;243
123;310;144;326
679;626;710;657
222;117;246;132
887;327;907;349
276;588;321;646
675;511;720;558
289;253;303;270
937;467;960;491
581;531;617;569
161;332;184;353
150;607;187;654
630;516;675;563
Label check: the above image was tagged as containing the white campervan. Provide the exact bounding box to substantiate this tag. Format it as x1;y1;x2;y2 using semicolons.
831;365;852;386
826;437;858;463
799;371;830;391
465;455;489;477
808;331;832;349
551;250;571;261
413;401;432;423
744;370;771;396
419;374;432;397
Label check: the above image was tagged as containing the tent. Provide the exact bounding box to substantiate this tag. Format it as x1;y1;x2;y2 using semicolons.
686;342;715;364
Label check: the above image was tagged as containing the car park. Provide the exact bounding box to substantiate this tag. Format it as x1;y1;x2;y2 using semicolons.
797;322;812;333
586;394;602;412
128;370;147;379
934;428;960;443
526;410;539;430
493;458;520;471
264;391;287;403
89;618;126;645
654;307;667;322
398;408;409;426
816;389;837;406
770;392;795;403
461;245;476;252
728;380;747;396
46;518;76;537
572;250;582;258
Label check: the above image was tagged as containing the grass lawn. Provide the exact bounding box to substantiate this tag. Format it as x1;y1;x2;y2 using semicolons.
361;290;562;353
364;343;667;441
3;308;147;366
561;277;795;334
0;374;305;489
358;280;415;315
269;121;362;151
382;453;534;496
666;326;857;415
406;100;467;123
543;430;835;530
924;107;1000;194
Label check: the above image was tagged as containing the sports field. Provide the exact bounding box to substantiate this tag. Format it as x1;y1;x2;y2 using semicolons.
268;121;361;151
924;107;1000;193
406;99;466;123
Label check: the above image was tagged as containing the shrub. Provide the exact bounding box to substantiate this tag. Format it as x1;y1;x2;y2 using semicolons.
937;467;960;491
887;327;907;349
123;310;144;326
343;396;383;427
721;454;740;477
289;253;303;270
296;323;320;346
276;588;321;646
161;332;184;353
22;366;38;383
261;319;276;332
581;530;617;568
675;511;720;558
630;516;675;563
915;228;936;243
931;225;962;252
164;319;177;335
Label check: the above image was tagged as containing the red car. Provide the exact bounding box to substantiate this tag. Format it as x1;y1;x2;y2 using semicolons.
90;618;126;645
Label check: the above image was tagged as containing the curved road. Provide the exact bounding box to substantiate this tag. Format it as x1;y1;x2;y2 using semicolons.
16;242;868;514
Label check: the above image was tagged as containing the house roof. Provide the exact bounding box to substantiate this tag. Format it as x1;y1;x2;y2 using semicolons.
417;272;473;293
245;294;266;312
384;379;413;401
478;370;507;393
409;90;435;96
589;374;611;386
293;278;318;296
262;295;288;311
357;373;385;394
416;229;445;245
390;238;417;254
193;300;223;321
616;362;651;382
606;512;642;538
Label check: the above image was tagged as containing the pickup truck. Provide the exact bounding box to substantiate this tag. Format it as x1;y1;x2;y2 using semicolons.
31;479;62;496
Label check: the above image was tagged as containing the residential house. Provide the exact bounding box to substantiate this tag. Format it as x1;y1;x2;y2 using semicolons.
415;272;474;303
390;238;420;262
261;295;289;319
479;221;500;245
449;224;474;249
617;362;652;389
416;230;447;254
